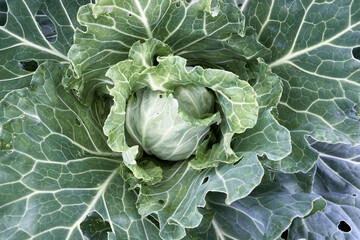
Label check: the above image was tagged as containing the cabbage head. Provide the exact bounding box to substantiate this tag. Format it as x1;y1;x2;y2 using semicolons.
126;85;215;160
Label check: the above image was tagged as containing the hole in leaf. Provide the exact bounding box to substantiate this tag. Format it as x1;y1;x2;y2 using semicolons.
281;229;288;239
158;199;165;205
147;214;160;228
176;2;181;7
35;11;57;43
352;47;360;61
0;0;8;26
159;95;163;99
186;0;192;3
350;105;359;118
18;60;39;72
233;159;241;166
201;177;209;185
80;211;112;239
352;193;357;197
338;220;351;232
225;40;229;43
153;56;159;66
128;13;132;17
75;118;81;126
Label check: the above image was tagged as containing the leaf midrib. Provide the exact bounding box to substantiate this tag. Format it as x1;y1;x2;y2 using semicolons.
269;22;360;68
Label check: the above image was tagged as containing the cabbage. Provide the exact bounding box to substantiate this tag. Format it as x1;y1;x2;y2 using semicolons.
0;0;359;239
126;86;215;160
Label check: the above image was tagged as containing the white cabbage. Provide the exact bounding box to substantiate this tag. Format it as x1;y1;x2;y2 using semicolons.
125;86;215;160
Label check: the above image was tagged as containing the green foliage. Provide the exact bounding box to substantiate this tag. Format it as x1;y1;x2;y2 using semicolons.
0;0;359;240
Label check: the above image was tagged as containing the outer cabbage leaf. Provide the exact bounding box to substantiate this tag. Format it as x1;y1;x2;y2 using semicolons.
289;141;360;239
0;0;90;98
227;58;282;116
227;58;292;170
228;51;318;173
261;131;319;173
184;168;325;240
184;208;215;240
0;61;160;240
137;154;264;240
232;109;291;161
189;132;238;170
66;0;269;103
243;0;360;145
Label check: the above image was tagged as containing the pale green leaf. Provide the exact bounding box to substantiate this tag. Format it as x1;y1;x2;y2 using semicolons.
233;109;291;161
103;40;174;184
262;131;319;173
104;39;172;153
189;132;238;170
227;58;283;116
139;56;258;134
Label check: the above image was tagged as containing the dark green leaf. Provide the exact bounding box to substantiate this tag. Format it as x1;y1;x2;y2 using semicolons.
0;61;160;240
